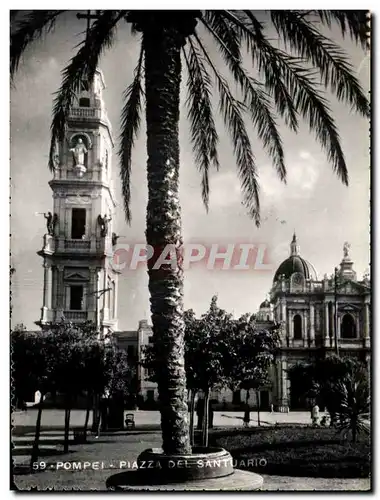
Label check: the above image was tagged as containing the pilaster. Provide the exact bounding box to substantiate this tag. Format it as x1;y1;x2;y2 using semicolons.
309;303;315;346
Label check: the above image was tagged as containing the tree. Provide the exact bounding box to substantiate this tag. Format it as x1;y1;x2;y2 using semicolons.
11;326;59;468
228;316;279;426
287;355;369;423
332;364;370;443
11;10;369;455
187;297;234;447
142;300;233;446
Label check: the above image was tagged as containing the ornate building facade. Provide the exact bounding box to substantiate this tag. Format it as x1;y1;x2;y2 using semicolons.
268;234;371;410
116;235;371;410
37;69;119;338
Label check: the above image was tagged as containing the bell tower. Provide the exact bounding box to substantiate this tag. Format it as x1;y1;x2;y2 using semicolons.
37;69;119;338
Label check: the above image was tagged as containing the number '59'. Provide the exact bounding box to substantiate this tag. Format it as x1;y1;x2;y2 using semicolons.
32;461;46;470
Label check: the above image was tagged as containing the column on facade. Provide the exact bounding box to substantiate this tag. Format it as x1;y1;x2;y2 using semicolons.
280;357;288;411
324;302;330;342
42;262;52;309
113;277;118;322
88;267;97;311
93;131;101;181
337;314;341;339
55;265;65;321
275;360;282;410
288;312;292;343
280;300;287;345
51;266;57;309
309;303;315;345
303;311;308;347
281;300;286;322
101;269;107;323
355;314;360;339
364;303;370;341
331;303;336;343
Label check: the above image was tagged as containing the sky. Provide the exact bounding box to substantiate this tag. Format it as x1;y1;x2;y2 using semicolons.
10;11;370;330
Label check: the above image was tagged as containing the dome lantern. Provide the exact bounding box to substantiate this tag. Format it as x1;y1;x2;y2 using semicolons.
273;234;317;283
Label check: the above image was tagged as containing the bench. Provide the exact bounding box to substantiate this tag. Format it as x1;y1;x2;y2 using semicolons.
125;413;135;429
73;428;87;443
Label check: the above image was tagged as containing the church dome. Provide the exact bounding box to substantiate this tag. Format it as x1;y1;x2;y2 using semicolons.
260;299;271;309
273;233;317;282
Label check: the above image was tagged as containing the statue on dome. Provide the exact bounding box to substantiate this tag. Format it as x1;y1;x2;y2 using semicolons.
343;241;351;259
70;138;88;166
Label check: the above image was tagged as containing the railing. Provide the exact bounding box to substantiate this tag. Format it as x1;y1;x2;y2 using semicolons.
64;311;88;321
68;107;112;131
64;239;91;250
69;107;98;119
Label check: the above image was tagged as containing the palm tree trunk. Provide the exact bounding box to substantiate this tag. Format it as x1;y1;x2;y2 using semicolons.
202;389;210;447
189;389;196;448
143;23;190;455
30;393;44;470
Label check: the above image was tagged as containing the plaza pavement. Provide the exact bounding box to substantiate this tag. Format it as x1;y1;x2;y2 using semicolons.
12;427;370;492
13;409;317;430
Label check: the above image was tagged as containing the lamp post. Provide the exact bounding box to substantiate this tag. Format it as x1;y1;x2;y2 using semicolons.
86;282;112;432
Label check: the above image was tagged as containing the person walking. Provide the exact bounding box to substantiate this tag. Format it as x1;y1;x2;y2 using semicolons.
243;403;250;428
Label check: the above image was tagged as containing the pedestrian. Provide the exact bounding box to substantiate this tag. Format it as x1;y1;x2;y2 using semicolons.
311;404;320;426
270;403;274;413
243;404;250;428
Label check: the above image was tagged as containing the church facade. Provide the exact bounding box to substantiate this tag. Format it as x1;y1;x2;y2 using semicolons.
38;68;371;411
267;234;370;411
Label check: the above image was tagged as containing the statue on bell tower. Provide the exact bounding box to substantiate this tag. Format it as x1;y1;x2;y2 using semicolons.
70;138;88;166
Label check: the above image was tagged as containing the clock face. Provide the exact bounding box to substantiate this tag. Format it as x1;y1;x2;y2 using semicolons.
292;273;303;286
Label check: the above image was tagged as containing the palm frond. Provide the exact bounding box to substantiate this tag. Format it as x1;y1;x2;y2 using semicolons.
202;11;286;181
224;10;349;185
192;31;260;226
48;10;125;171
183;39;220;210
118;44;144;224
270;11;369;117
10;10;64;80
313;10;369;50
223;11;299;132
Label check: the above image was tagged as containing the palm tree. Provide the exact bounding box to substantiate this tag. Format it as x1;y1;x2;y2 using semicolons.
11;10;369;455
332;366;370;443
